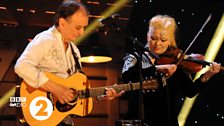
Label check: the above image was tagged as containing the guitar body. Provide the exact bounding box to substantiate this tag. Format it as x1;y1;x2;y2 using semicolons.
20;72;93;126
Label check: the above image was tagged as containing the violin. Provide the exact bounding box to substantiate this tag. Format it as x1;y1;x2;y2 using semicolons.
157;46;224;73
156;14;224;73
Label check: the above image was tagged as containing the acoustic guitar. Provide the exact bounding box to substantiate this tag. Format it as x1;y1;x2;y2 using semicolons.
20;72;159;126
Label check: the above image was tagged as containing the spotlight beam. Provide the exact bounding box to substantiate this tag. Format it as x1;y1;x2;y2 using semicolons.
73;0;130;45
0;86;16;108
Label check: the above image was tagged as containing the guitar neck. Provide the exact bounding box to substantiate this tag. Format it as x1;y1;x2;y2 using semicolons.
78;82;140;98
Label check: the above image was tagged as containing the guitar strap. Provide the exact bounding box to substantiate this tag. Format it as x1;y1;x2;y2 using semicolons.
69;43;82;71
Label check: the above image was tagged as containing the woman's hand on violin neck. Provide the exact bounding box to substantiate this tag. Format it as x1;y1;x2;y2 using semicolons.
206;62;221;75
201;62;221;83
155;64;177;77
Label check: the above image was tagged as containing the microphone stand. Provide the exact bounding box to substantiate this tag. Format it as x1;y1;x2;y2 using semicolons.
106;23;159;126
106;23;159;59
136;43;145;126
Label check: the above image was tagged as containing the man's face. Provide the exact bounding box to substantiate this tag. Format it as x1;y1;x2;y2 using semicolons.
60;8;89;42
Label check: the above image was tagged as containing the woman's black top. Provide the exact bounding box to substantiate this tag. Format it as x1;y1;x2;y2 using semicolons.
122;52;207;126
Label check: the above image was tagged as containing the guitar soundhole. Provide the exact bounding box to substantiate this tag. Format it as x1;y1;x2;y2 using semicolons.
56;88;78;112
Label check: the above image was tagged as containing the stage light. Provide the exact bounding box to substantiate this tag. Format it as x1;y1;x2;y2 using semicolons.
79;46;112;63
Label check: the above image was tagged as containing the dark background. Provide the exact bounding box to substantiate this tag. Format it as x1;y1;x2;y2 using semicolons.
128;0;223;57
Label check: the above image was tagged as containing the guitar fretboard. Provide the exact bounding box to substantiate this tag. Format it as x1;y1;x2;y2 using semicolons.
77;82;150;99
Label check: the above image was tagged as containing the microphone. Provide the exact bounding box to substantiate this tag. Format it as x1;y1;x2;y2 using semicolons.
98;14;120;27
132;37;159;59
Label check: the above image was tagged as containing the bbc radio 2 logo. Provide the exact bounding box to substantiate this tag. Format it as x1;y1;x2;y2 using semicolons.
10;97;26;107
10;96;53;120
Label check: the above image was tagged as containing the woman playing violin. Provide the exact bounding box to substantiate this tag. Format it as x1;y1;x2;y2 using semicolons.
122;15;221;126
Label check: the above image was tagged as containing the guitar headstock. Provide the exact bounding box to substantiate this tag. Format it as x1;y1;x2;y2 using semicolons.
142;79;159;90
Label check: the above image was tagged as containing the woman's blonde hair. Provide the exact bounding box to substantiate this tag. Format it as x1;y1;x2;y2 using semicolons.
148;15;177;47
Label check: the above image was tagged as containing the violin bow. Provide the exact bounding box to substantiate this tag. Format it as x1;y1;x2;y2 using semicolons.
176;13;212;66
